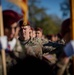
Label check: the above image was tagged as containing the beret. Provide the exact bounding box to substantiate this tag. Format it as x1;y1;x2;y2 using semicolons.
3;10;22;28
18;19;30;27
61;18;70;36
35;27;43;32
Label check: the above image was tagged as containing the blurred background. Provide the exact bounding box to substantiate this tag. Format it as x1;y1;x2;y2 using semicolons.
2;0;70;35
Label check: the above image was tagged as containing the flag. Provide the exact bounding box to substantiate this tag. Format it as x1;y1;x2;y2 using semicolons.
7;0;28;24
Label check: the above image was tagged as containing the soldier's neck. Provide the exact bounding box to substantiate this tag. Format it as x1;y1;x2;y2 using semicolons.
24;36;30;41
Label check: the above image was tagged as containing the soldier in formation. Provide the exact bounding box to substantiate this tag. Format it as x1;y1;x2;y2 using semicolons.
0;9;73;75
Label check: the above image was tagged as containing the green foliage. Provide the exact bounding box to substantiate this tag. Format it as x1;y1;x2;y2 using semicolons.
36;16;61;35
28;0;62;35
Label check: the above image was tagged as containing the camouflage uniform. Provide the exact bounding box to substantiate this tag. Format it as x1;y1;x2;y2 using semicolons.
57;39;65;45
56;41;72;75
33;37;48;45
56;54;72;75
7;37;44;73
56;57;70;75
6;39;26;72
42;41;68;75
24;38;43;59
7;39;38;73
0;39;24;74
41;37;49;45
42;41;59;65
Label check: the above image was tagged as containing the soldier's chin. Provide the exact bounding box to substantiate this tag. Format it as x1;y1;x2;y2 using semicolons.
9;35;14;41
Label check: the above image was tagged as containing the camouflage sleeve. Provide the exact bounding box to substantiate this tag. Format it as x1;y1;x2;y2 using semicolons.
13;39;26;59
56;57;69;75
43;53;57;65
25;39;43;59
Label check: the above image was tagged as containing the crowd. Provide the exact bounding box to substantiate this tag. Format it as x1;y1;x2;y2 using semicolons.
0;10;74;75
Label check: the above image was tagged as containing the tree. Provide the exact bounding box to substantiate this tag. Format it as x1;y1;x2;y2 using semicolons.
2;0;62;35
60;0;70;18
28;0;62;35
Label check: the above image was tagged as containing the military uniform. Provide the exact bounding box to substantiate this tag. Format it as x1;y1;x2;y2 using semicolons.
42;40;68;75
2;9;22;74
42;41;59;65
6;39;26;72
19;38;43;59
57;39;65;45
55;42;72;75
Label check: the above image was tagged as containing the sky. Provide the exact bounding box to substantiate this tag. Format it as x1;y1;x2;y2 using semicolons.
1;0;70;20
38;0;70;19
2;0;22;14
39;0;63;18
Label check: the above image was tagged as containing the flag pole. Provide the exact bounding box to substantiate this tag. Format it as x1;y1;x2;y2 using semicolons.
70;0;74;74
0;0;7;75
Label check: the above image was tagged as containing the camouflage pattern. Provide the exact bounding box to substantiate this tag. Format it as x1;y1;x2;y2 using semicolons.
42;45;56;53
41;37;49;45
57;39;65;45
43;53;57;65
6;39;26;72
55;40;72;75
13;39;26;59
42;41;59;66
24;38;43;59
18;37;43;59
14;38;70;75
37;37;48;45
42;41;70;75
0;36;72;75
42;41;63;54
56;57;70;75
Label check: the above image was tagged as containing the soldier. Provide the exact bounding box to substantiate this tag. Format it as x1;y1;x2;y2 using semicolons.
29;27;36;39
42;18;73;75
0;10;24;73
36;27;43;38
56;18;72;75
18;20;42;59
46;34;58;43
0;12;46;74
18;20;31;44
35;27;48;45
42;18;71;75
56;33;65;44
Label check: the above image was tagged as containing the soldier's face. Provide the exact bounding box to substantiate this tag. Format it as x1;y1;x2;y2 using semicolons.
29;30;36;38
32;30;36;38
21;25;30;38
36;31;42;38
4;22;18;41
29;29;33;38
51;35;58;42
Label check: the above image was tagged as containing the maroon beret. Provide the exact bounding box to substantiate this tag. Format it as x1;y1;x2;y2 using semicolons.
30;27;34;31
36;27;43;32
61;18;70;37
3;10;22;28
18;19;30;27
